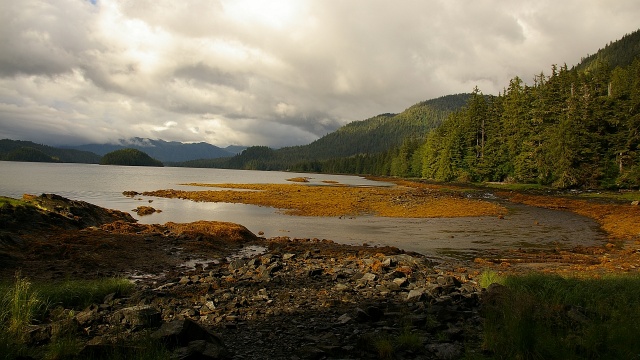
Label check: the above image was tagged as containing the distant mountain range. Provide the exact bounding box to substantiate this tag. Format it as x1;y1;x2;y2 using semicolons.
1;94;468;167
0;138;245;164
62;138;244;163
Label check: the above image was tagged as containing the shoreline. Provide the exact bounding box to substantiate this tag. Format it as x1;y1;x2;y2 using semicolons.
1;185;639;358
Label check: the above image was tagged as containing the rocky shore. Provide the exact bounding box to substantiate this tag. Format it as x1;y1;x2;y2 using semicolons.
2;192;638;359
1;194;489;359
70;237;486;359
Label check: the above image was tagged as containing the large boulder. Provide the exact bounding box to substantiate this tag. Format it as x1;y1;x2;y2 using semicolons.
152;318;230;359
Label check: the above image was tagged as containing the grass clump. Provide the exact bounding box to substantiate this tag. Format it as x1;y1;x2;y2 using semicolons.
0;196;34;209
482;273;640;359
478;270;505;289
0;275;136;360
1;274;42;343
37;277;134;310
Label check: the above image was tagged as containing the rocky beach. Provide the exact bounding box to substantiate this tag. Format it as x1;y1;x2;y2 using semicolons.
1;181;639;359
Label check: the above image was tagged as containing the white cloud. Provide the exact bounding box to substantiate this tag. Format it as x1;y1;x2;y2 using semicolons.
0;0;638;147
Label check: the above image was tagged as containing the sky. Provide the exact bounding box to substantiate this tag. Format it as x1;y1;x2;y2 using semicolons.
0;1;639;148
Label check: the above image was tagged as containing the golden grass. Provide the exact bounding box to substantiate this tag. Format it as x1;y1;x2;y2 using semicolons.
143;182;505;218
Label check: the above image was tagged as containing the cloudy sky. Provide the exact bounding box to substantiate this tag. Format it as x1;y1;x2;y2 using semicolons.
0;0;638;148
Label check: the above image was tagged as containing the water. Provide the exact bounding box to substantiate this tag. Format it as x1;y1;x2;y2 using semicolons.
0;161;607;257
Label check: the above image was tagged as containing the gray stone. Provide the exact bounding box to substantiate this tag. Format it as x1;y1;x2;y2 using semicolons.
75;305;99;326
426;342;463;359
334;283;349;292
381;257;395;267
392;277;407;287
336;314;352;325
153;318;227;351
359;273;377;282
171;339;230;360
407;288;426;301
110;305;161;328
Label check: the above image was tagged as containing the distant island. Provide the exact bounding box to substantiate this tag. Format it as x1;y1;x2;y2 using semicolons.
100;148;164;167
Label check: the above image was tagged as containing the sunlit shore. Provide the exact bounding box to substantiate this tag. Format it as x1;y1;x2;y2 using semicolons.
139;179;507;218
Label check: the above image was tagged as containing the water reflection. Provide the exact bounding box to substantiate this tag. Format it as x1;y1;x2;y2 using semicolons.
0;161;607;258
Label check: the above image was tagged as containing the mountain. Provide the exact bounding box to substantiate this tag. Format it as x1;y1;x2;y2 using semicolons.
180;94;470;170
65;138;236;163
100;148;164;167
574;29;640;73
223;145;248;155
0;139;101;163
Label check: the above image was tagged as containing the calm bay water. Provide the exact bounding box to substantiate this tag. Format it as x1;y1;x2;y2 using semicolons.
0;161;606;258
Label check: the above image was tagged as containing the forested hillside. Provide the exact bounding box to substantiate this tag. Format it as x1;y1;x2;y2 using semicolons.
0;139;101;163
179;94;470;170
414;30;640;188
100;148;164;167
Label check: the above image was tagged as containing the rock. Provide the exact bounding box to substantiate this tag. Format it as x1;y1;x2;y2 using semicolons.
308;268;323;277
227;258;246;271
359;272;377;283
336;314;352;325
407;288;426;301
436;275;462;288
482;283;509;306
24;324;52;345
110;305;161;328
381;256;396;267
334;283;349;292
171;339;230;360
152;318;227;351
132;206;158;216
354;308;370;323
75;305;100;326
426;342;463;359
392;277;408;287
77;344;135;360
297;345;327;360
366;306;384;322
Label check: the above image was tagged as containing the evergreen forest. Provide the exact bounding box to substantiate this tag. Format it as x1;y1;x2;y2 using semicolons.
414;32;640;189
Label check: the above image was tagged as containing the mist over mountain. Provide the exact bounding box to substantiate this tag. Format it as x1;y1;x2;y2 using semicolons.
64;138;243;163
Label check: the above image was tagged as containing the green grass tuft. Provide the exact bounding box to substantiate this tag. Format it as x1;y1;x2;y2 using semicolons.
37;278;134;310
0;275;137;360
0;196;34;209
478;270;505;289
